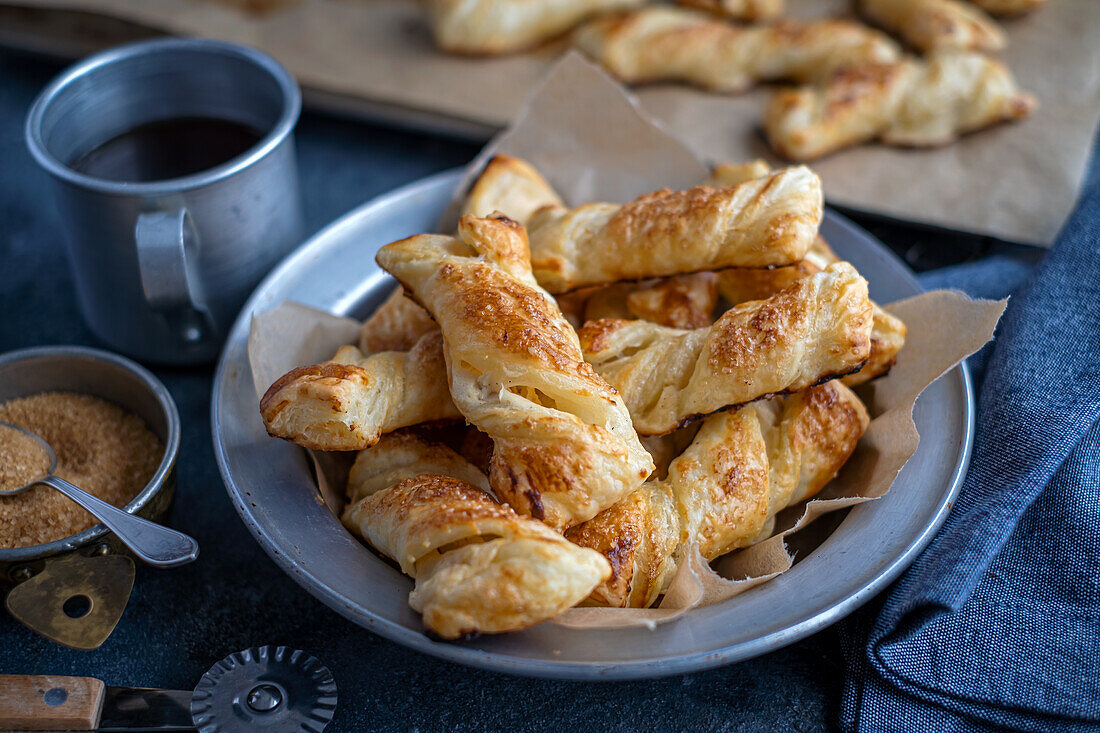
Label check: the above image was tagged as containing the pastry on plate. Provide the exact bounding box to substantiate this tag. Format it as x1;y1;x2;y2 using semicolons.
526;166;823;292
567;380;869;607
358;286;437;354
675;0;783;22
260;332;459;451
426;0;645;54
376;214;654;529
574;7;900;93
342;434;610;638
579;262;874;435
459;153;564;226
765;51;1036;160
861;0;1005;53
558;272;719;330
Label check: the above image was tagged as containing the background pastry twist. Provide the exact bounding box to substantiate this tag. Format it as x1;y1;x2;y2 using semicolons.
376;214;654;529
861;0;1005;53
765;51;1037;160
574;7;900;93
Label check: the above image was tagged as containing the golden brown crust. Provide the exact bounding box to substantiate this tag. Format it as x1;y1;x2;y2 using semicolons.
765;52;1037;161
574;7;900;93
376;214;654;530
259;333;460;451
358;286;437;354
460;154;564;227
862;0;1005;53
346;430;490;505
426;0;646;55
675;0;783;22
527;167;823;293
344;468;610;638
568;380;869;607
579;262;874;435
562;272;719;330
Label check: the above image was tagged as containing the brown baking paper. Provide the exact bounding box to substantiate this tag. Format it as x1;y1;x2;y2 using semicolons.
7;0;1099;245
243;64;1007;628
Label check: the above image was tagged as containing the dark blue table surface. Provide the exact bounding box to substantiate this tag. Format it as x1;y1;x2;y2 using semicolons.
0;45;1030;732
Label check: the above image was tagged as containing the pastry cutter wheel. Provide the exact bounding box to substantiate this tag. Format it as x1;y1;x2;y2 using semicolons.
0;646;336;732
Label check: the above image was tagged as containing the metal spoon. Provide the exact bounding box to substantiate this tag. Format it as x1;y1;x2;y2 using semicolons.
0;421;198;567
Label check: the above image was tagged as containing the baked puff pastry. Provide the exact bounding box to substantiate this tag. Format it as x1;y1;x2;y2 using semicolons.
579;262;874;435
342;436;610;638
675;0;783;22
460;153;564;227
574;7;900;93
862;0;1005;53
260;332;459;451
376;214;654;530
765;52;1037;160
358;286;437;354
567;381;870;607
426;0;645;55
558;272;719;330
526;166;823;293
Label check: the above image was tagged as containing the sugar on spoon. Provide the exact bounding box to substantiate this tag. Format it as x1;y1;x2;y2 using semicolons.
0;421;198;567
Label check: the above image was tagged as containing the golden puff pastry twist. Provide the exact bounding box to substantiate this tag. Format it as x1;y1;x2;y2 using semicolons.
765;51;1037;160
579;262;874;435
675;0;783;22
862;0;1005;53
259;332;460;451
567;380;870;607
376;214;654;530
526;166;823;293
574;7;901;93
460;153;564;227
426;0;645;55
342;436;610;638
345;429;490;505
358;286;437;354
557;272;719;331
968;0;1047;16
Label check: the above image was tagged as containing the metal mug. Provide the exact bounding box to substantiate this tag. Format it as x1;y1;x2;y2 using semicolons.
25;38;303;365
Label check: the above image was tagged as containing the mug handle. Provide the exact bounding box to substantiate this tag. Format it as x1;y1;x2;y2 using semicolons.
134;209;217;347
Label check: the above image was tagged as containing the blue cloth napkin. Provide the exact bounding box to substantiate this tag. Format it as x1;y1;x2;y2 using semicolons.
840;146;1100;731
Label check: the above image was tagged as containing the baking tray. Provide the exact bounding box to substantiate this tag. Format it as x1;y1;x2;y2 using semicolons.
211;168;974;680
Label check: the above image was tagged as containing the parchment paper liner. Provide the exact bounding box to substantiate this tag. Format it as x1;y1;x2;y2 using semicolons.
10;0;1100;244
247;56;1006;630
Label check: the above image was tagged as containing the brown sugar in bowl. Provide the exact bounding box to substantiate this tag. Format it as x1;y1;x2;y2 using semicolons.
0;346;180;584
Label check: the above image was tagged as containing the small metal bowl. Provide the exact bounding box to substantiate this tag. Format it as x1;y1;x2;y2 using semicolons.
0;345;181;649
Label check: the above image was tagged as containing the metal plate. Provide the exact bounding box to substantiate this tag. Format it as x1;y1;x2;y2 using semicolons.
211;169;973;680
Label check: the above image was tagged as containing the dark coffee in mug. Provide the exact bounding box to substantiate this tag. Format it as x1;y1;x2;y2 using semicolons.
69;117;264;182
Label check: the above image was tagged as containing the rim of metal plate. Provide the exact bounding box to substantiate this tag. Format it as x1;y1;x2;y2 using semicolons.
211;168;974;681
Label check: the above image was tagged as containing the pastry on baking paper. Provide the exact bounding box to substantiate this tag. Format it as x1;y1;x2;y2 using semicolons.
862;0;1004;53
765;52;1036;160
578;262;873;435
426;0;645;55
260;332;459;451
968;0;1047;15
574;7;900;93
675;0;783;22
358;286;437;354
459;153;564;226
526;166;822;293
342;435;609;638
376;214;654;530
558;272;719;330
567;381;869;607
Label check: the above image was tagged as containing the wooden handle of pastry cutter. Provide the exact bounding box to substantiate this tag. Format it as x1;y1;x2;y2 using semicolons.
0;674;105;731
